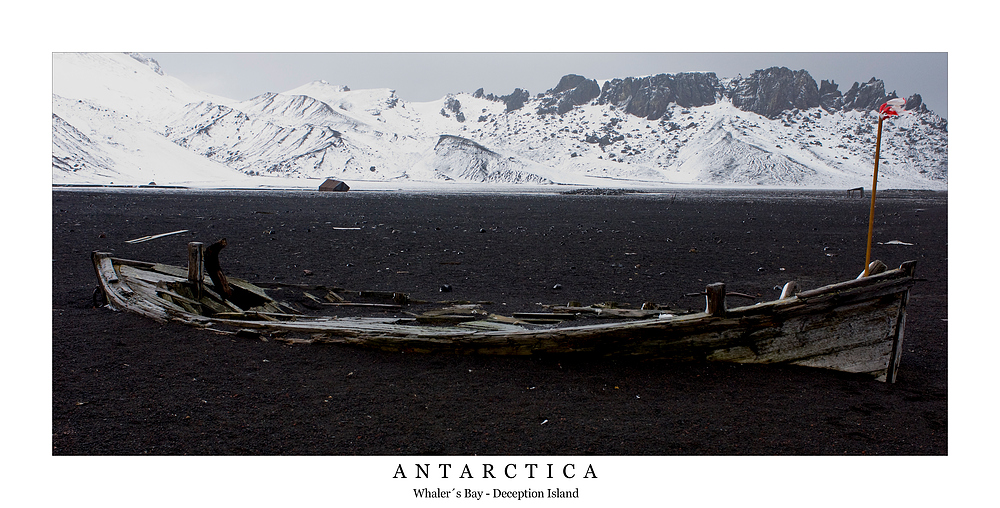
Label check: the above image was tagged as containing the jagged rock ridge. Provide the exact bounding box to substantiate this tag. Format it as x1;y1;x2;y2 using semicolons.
598;72;720;120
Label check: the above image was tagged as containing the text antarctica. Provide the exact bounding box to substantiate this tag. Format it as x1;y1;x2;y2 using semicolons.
393;463;597;479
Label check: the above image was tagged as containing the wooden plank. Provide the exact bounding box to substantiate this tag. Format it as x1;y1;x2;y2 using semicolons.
417;304;486;316
302;292;324;304
125;229;189;244
255;282;347;291
323;302;403;310
155;286;202;306
228;278;271;300
151;263;188;278
457;320;531;332
415;314;481;324
106;257;157;269
548;306;664;318
117;264;186;285
159;291;202;315
199;285;243;313
512;312;576;321
213;311;311;320
96;254;119;283
886;288;910;383
797;263;911;298
120;277;189;316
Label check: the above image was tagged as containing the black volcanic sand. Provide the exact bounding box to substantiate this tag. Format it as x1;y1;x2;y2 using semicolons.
52;188;947;455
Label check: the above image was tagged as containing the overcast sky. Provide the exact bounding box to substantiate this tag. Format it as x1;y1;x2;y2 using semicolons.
145;52;948;119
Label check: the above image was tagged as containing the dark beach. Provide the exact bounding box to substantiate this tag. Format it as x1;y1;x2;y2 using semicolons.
52;188;947;456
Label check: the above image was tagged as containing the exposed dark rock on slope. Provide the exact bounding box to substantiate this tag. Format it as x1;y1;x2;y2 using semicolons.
532;67;921;123
487;66;935;124
728;67;821;119
597;73;720;120
818;79;844;112
842;77;894;112
536;74;601;115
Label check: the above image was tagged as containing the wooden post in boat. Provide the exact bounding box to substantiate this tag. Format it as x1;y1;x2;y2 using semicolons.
863;114;885;277
706;283;726;317
188;242;204;299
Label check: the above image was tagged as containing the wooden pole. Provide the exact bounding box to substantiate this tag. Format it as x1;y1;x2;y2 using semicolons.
188;242;204;299
705;283;726;317
863;115;885;277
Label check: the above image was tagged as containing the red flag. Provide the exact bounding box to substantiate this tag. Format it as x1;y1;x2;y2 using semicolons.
878;98;906;118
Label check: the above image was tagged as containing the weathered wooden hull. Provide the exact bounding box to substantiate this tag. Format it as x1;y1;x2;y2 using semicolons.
91;251;915;382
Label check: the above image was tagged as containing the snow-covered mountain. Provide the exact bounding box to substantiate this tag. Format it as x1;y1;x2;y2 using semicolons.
52;53;947;189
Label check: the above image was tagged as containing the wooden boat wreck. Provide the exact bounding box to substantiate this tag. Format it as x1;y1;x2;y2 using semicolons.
92;242;916;382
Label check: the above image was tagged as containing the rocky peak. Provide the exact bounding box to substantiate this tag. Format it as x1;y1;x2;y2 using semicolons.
597;72;720;120
441;95;465;122
904;93;924;112
500;88;530;112
472;87;532;112
536;74;601;115
728;67;820;119
842;77;891;112
127;52;164;75
818;79;844;112
550;74;592;94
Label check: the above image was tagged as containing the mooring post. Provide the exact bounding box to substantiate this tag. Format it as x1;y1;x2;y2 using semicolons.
706;283;726;317
188;242;204;299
